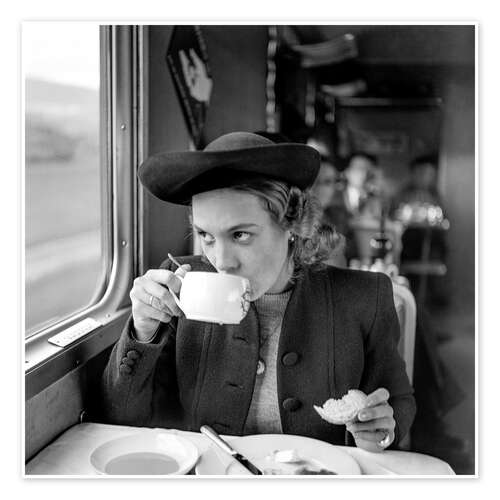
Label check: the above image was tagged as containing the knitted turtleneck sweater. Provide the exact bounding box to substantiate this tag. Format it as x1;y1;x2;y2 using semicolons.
243;288;293;434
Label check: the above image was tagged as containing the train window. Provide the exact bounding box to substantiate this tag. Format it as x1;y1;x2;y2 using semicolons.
25;25;137;392
24;23;106;338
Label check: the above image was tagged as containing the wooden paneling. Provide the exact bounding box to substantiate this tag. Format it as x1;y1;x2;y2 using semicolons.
25;366;85;461
202;25;268;142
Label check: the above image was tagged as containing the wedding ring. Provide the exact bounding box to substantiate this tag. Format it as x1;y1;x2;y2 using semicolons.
378;431;391;448
149;294;155;308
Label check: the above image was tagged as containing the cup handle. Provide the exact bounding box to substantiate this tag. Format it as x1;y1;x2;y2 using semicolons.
167;275;184;312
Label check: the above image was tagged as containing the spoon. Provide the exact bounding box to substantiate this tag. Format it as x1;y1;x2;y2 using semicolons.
168;253;183;269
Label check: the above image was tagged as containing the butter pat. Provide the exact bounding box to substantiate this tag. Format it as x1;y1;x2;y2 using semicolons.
267;449;303;463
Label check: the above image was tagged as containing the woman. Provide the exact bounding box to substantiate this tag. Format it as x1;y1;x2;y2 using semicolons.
101;132;415;453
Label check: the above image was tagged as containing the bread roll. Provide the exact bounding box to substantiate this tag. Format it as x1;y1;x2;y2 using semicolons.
313;389;368;425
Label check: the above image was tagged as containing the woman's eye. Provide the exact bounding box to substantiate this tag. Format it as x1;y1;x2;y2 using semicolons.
233;231;251;243
197;231;215;244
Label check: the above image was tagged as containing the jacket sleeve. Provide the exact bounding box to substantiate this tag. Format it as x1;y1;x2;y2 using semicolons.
100;315;178;426
100;257;184;426
359;273;417;447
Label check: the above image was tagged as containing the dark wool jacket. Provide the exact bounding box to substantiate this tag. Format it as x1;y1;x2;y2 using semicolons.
101;255;416;448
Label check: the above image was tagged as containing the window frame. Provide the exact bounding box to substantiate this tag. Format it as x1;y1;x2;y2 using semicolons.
24;25;143;400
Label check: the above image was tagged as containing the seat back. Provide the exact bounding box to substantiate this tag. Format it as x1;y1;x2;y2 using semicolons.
392;281;417;384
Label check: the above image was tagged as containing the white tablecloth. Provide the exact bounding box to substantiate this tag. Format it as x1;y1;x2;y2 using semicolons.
25;423;454;476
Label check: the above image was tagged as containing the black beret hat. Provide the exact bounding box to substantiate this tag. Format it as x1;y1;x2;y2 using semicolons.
138;131;320;205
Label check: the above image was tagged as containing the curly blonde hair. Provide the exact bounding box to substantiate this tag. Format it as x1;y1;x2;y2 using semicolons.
230;178;343;272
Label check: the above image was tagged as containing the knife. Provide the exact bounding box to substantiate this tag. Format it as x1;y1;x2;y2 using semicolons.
200;425;263;475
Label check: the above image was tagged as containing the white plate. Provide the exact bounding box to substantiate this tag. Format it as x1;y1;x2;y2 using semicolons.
195;434;361;476
90;432;199;476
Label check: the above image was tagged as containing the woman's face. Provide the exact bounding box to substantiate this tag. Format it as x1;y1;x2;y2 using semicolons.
346;156;373;189
313;163;336;208
191;188;292;300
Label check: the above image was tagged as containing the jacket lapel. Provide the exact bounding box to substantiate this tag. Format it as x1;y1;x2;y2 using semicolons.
276;267;339;439
330;267;365;398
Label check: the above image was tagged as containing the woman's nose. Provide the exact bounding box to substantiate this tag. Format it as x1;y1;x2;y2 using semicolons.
214;243;238;273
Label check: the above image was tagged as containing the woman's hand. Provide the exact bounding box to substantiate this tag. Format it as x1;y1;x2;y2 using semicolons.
129;264;191;341
346;388;395;453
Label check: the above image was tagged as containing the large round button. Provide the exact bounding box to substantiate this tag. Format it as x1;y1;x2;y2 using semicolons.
282;397;302;412
126;350;140;360
121;357;135;366
282;352;299;366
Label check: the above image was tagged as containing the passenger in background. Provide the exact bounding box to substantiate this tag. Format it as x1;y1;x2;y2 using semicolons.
392;154;444;209
312;159;336;210
339;152;392;265
343;152;385;219
391;154;449;308
311;159;348;267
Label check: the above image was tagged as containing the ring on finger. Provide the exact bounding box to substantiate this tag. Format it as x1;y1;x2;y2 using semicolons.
378;430;391;448
149;294;155;308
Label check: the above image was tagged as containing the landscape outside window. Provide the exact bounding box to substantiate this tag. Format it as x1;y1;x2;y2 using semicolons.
24;23;104;337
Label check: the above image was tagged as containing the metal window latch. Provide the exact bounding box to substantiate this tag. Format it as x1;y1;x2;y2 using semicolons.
48;318;102;348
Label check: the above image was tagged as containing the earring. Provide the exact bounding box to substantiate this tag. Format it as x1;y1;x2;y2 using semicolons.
289;234;295;242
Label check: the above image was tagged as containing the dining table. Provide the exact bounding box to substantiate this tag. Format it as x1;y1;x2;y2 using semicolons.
25;422;455;477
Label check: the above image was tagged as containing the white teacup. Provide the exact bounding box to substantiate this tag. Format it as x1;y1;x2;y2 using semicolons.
169;272;251;325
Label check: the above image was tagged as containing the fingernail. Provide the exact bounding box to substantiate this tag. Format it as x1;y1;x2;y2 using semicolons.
359;411;368;421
